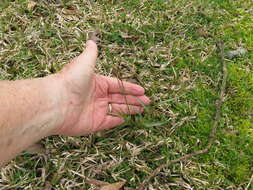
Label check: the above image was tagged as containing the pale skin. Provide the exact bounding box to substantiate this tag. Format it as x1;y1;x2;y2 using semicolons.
0;40;150;167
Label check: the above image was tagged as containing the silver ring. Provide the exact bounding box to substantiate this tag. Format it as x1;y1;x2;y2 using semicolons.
108;103;112;113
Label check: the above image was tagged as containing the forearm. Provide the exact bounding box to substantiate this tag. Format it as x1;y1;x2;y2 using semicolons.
0;75;63;166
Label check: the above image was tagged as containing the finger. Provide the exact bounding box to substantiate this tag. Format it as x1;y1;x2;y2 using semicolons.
75;40;98;73
111;104;144;115
100;116;125;130
102;76;145;95
82;40;98;65
109;94;150;106
62;40;98;77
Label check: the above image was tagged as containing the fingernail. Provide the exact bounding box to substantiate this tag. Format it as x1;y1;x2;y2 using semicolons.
136;86;145;94
88;31;100;43
143;96;151;105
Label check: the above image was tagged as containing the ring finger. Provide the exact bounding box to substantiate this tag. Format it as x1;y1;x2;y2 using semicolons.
109;103;144;115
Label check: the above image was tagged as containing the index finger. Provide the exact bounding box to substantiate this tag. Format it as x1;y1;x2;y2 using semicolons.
99;75;145;96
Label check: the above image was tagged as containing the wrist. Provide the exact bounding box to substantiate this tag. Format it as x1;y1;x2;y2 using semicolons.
42;74;67;136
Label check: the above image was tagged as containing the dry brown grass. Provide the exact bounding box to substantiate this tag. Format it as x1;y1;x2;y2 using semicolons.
0;0;253;189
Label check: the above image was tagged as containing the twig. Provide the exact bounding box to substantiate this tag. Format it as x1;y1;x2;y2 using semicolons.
138;41;228;190
112;66;131;114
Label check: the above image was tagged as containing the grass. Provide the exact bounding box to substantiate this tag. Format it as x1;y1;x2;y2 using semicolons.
0;0;253;189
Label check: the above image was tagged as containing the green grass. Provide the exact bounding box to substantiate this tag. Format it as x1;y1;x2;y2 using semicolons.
0;0;253;189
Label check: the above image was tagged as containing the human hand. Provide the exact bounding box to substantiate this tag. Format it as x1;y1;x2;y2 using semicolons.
53;40;150;136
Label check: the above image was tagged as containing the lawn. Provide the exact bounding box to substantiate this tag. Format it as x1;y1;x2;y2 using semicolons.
0;0;253;189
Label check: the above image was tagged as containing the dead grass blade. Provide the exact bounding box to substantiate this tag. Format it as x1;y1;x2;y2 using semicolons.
100;181;126;190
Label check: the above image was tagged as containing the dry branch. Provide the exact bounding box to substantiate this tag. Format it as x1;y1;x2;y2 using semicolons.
138;41;228;190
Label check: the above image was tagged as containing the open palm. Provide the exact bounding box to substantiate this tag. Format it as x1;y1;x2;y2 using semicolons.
55;41;150;136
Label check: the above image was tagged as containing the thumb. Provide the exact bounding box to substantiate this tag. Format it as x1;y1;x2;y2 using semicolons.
62;40;98;77
78;40;98;67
